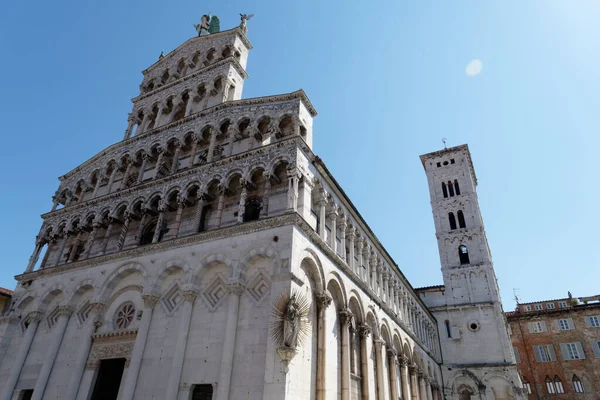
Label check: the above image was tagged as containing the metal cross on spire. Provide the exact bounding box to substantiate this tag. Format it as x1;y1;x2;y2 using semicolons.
442;137;447;149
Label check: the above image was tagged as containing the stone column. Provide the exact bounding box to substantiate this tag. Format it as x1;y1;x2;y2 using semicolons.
64;192;73;207
120;160;133;190
399;356;411;400
358;324;371;400
356;239;364;280
165;285;199;400
387;349;399;400
329;210;338;253
1;312;42;400
99;218;115;255
117;212;132;251
154;148;166;179
172;196;186;238
207;128;217;163
374;339;385;400
409;365;419;400
170;143;182;174
25;240;44;272
134;207;149;246
227;129;237;157
237;180;248;223
426;378;433;400
339;218;347;262
123;115;135;140
67;231;83;263
215;185;226;228
381;271;389;304
32;306;73;400
184;93;195;117
92;171;104;197
287;167;299;211
192;194;205;233
83;221;99;259
419;371;427;400
318;198;327;239
137;154;148;184
106;167;118;193
339;310;354;400
316;291;332;400
188;134;199;168
152;202;166;244
347;229;355;272
215;281;245;400
139;112;150;133
51;195;60;211
64;302;104;400
260;173;271;218
120;293;159;400
54;229;69;265
369;253;378;291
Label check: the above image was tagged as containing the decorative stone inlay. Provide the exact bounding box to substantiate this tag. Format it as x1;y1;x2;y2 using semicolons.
161;283;183;314
202;276;228;311
245;272;271;304
114;302;136;330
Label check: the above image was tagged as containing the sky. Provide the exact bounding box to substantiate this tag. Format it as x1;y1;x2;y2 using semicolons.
0;1;598;310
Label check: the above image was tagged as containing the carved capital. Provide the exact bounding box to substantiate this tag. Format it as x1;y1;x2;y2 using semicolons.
141;293;159;308
227;281;245;296
408;364;417;375
182;284;200;302
338;309;354;327
315;291;332;310
387;348;398;361
57;305;74;317
358;323;371;338
398;355;409;367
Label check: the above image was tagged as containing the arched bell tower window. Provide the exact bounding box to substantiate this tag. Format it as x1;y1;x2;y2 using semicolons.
442;182;448;198
457;210;466;229
454;179;461;195
448;181;455;197
448;213;457;230
140;220;160;246
458;245;470;265
243;196;261;222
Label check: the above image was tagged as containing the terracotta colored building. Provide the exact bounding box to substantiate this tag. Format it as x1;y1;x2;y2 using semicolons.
507;294;600;399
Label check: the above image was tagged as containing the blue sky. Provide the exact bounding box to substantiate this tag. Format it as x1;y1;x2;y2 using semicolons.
0;1;598;309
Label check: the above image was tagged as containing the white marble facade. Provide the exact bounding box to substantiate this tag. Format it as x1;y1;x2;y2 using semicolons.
0;23;521;400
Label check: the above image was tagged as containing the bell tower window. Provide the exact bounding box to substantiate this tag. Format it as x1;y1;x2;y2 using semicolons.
454;179;460;195
459;245;470;265
457;210;466;228
442;182;448;198
449;213;457;230
448;181;455;196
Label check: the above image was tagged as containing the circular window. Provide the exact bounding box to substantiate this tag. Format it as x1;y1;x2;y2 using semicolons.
114;302;136;330
467;320;480;332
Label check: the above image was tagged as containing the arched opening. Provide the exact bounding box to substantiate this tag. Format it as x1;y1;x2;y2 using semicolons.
176;58;187;78
458;245;470;265
448;212;457;230
458;389;471;400
522;377;532;394
243;196;261;222
545;376;555;394
256;116;271;141
442;182;448;198
278;115;294;138
454;179;460;195
140;220;157;246
445;320;451;338
448;181;455;196
554;376;564;393
457;210;466;229
161;69;170;85
221;46;233;59
205;48;216;65
572;375;584;393
238;118;250;138
172;94;187;122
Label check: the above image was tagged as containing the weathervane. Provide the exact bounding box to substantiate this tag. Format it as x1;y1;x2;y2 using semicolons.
442;137;447;149
239;13;254;34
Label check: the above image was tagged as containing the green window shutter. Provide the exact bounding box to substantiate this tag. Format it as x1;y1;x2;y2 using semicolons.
560;343;570;360
575;342;586;359
533;346;542;362
548;345;557;361
540;321;547;332
527;322;534;333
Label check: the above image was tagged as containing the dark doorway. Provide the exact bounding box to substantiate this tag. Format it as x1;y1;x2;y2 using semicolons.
192;384;214;400
243;197;261;222
20;390;34;400
90;358;126;400
199;205;211;232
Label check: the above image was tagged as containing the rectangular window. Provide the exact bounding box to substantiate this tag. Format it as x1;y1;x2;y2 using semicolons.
586;316;600;327
523;382;532;394
547;303;555;309
558;319;572;330
593;341;600;358
558;301;567;308
534;304;543;311
533;344;556;362
192;384;214;400
560;342;586;360
524;305;531;312
528;321;547;333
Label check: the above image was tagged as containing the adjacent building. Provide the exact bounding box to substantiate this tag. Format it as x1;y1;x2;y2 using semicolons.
0;17;524;400
507;294;600;399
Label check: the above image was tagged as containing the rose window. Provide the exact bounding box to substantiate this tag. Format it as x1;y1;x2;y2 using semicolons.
114;302;135;330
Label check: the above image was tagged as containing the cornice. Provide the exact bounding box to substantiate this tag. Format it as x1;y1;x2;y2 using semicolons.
143;27;253;75
46;137;304;220
59;91;316;181
419;144;478;186
93;328;138;341
133;56;248;103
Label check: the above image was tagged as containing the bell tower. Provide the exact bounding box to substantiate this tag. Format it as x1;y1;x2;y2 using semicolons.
419;144;524;399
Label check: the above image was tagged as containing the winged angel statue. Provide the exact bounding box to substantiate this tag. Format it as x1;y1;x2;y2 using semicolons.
194;14;220;37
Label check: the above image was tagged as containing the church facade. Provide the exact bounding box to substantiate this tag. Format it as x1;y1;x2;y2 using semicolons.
0;21;524;400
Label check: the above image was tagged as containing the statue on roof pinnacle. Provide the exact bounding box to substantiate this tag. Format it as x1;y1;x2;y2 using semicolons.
194;14;220;37
239;13;254;34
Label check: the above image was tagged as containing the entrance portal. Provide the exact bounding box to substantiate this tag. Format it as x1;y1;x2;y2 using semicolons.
90;358;126;400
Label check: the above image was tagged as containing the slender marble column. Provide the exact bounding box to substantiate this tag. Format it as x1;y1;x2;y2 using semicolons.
152;203;166;244
67;232;82;263
92;172;104;197
165;286;199;400
316;291;332;400
172;196;186;238
1;312;43;400
32;306;73;400
237;181;247;223
54;230;69;265
192;195;205;233
120;294;159;400
356;239;364;280
121;161;133;190
106;168;118;193
374;339;385;400
347;230;355;272
99;219;114;255
339;219;347;262
184;93;195;117
117;213;131;251
215;281;245;400
137;154;148;184
387;349;399;400
207;128;217;163
419;372;427;400
409;366;419;400
329;211;338;253
339;310;353;400
123;116;135;140
25;240;43;272
171;143;182;174
399;356;411;400
358;324;371;400
426;378;433;400
64;302;104;400
260;174;271;218
188;135;199;168
318;199;327;239
51;196;60;211
154;149;166;179
215;186;226;227
287;167;299;211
